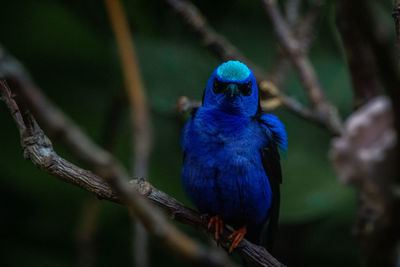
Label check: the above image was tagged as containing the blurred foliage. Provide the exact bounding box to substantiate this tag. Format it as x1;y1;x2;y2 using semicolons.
0;0;383;266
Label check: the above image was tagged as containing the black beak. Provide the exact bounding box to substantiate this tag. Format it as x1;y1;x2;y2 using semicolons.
225;83;240;97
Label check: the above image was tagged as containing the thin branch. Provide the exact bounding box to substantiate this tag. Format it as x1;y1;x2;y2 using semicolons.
104;0;151;178
263;0;323;108
294;5;320;53
162;1;301;106
176;96;201;114
163;0;267;81
104;0;151;266
163;0;341;135
266;3;320;114
101;93;127;151
262;0;343;135
76;197;100;267
0;35;335;137
285;0;300;26
0;80;285;267
268;3;320;90
0;47;280;266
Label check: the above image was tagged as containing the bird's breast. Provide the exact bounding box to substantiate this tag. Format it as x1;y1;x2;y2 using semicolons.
188;109;266;162
181;109;271;226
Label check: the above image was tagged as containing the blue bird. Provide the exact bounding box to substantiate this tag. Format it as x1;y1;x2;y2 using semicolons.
181;61;287;252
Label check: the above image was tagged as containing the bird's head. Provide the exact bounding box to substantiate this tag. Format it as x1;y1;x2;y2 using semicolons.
203;60;258;116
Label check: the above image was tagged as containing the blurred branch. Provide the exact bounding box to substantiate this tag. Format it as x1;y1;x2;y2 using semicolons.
331;1;400;266
163;0;267;80
164;0;341;135
76;197;100;267
262;0;342;135
285;0;300;26
176;96;201;114
101;93;127;151
104;0;151;266
354;1;400;134
330;97;398;267
104;0;151;179
177;92;336;133
263;0;323;108
76;93;126;267
0;44;128;267
0;45;111;169
0;79;285;266
0;80;241;267
268;3;320;90
0;46;284;266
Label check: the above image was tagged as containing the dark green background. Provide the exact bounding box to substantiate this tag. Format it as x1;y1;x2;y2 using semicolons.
1;0;388;266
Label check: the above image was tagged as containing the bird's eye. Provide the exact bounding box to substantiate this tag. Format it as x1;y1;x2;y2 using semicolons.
213;79;225;94
238;82;252;96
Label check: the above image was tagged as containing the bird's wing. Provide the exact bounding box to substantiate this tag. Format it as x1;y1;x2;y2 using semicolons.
258;113;287;249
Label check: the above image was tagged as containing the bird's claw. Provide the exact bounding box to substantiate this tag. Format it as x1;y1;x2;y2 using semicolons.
228;226;247;253
208;215;223;240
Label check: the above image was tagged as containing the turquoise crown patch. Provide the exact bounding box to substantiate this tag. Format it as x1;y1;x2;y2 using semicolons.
217;61;250;82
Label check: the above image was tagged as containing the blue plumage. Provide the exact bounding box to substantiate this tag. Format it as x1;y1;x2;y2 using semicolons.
181;61;287;249
260;114;288;155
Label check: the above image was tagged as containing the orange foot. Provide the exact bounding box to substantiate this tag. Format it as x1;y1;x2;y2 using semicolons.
228;226;247;253
208;215;224;240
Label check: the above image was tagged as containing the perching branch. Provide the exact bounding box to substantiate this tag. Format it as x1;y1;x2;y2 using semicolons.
0;80;240;267
0;78;286;266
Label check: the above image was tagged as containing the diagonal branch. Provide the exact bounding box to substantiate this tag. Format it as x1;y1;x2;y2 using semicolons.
162;1;304;105
262;0;324;108
163;0;267;81
0;80;237;267
163;0;342;135
268;4;320;88
0;45;111;168
262;0;343;135
0;80;286;266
